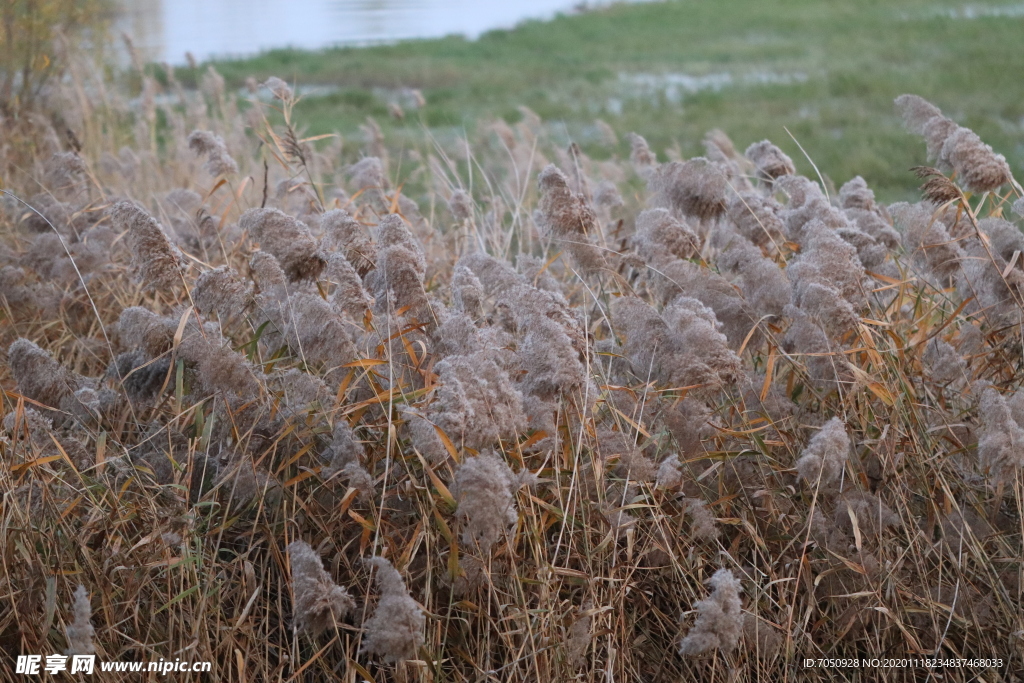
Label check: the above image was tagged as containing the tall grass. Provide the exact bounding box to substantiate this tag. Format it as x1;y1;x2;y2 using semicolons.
0;53;1022;682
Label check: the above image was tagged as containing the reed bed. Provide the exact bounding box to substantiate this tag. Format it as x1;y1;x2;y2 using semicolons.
0;60;1022;682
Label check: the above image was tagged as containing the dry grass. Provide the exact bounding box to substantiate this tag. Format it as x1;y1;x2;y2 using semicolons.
0;56;1022;683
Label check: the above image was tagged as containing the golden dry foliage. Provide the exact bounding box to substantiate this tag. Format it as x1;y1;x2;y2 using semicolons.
0;73;1022;683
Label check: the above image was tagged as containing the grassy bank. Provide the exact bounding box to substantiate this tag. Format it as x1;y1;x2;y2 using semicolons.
193;0;1024;201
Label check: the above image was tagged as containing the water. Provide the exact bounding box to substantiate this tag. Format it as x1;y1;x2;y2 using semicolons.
121;0;648;65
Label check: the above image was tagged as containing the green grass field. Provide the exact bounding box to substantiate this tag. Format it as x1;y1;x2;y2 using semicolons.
190;0;1024;201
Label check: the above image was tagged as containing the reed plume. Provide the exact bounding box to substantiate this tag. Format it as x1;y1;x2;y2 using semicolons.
360;557;426;663
64;585;96;656
187;130;239;176
795;417;850;488
239;208;325;282
112;201;186;291
288;540;355;635
678;568;743;656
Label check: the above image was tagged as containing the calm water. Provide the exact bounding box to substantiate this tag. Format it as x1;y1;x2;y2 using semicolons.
121;0;648;64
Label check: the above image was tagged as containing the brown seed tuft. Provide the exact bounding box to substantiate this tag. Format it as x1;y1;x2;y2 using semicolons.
64;585;96;656
112;201;186;291
187;130;239;176
678;568;744;656
239;208;325;282
288;540;355;635
360;557;426;662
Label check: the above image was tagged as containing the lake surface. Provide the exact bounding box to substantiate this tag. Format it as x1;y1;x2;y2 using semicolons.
121;0;651;64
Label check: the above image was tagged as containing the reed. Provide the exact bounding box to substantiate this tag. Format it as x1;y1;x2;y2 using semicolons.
0;59;1021;682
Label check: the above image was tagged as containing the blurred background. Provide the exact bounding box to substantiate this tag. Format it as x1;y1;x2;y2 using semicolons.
117;0;639;63
5;0;1023;200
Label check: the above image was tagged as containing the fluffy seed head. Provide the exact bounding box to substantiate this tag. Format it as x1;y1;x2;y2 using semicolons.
263;76;293;101
454;452;519;551
727;191;786;248
112;201;186;291
7;338;81;409
458;252;523;296
633;208;699;263
678;568;743;656
792;280;859;338
282;291;360;372
373;245;430;321
451;264;484;319
666;296;742;381
448;189;474;222
517;314;587;399
178;323;264;398
187;130;239;176
627;132;657;176
376;214;425;275
895;94;943;135
64;585;96;656
656;454;684;490
650;158;727;221
684;498;719;540
923;337;967;385
348;156;387;191
923;117;960;168
239;208;325;281
838;176;877;212
288;540;355;635
941;127;1012;193
787;218;866;306
612;295;740;388
193;266;251;324
44;152;87;197
891;201;964;281
717;238;791;319
705;128;739;161
324;419;365;474
325;253;373;319
895;94;1009;188
249;250;288;296
320;209;375;275
745;140;795;180
117;306;176;357
594;180;623;209
537;164;600;236
977;388;1024;487
360;557;426;662
430;352;526;449
795;417;850;487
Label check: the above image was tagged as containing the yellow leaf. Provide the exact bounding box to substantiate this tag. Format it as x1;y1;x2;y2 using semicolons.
11;454;64;475
432;507;453;542
282;469;317;487
348;509;374;531
760;346;777;402
434;424;460;463
866;382;895;406
520;430;548;450
608;407;650;439
342;358;387;368
299;133;338;144
424;462;455;506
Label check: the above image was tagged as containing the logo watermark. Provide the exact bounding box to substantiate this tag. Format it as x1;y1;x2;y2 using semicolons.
16;655;212;675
